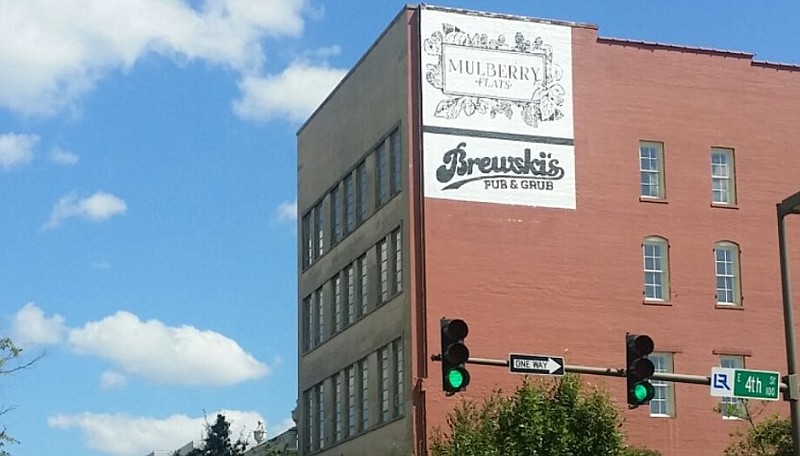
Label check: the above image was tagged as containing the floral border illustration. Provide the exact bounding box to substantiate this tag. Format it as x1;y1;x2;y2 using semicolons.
424;23;566;127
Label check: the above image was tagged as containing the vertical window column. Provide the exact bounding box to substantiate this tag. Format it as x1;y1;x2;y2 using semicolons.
376;141;388;206
378;239;389;304
314;287;325;346
357;161;368;223
344;174;355;233
314;201;324;259
346;366;356;438
333;274;342;333
378;347;390;423
711;148;736;205
357;255;368;317
331;185;342;244
390;129;402;196
643;237;669;302
640;141;665;199
715;242;741;306
649;353;675;417
359;358;369;432
392;338;405;418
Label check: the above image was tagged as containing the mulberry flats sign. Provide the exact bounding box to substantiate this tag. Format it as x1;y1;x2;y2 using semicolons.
420;7;576;209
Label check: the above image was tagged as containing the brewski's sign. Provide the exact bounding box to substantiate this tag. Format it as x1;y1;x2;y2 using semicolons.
423;132;575;209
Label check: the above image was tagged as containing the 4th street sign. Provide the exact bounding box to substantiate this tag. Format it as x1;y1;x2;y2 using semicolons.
509;353;565;376
710;367;780;401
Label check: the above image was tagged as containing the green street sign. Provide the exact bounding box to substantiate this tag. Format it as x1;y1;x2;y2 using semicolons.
732;369;780;401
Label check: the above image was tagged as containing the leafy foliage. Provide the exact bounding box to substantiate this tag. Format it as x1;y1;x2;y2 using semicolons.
724;408;792;456
431;374;660;456
187;414;248;456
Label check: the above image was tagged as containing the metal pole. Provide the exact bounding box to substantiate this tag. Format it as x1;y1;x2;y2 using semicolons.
777;207;800;456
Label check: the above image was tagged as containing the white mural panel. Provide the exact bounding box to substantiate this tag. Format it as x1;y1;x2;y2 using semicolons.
423;132;576;209
420;9;574;139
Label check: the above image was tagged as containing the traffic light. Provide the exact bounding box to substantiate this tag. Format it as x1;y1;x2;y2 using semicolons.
441;318;470;393
626;333;656;407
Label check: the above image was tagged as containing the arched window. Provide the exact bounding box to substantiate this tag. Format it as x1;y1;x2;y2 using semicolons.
643;237;669;301
715;241;741;306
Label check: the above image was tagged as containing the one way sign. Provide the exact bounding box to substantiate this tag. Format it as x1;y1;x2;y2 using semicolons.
509;353;565;376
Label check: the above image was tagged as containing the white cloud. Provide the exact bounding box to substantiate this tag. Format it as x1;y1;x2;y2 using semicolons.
233;60;347;122
0;133;38;169
50;147;79;165
43;191;127;229
276;199;297;222
10;302;67;346
100;370;127;390
67;311;268;386
0;0;306;116
48;410;264;456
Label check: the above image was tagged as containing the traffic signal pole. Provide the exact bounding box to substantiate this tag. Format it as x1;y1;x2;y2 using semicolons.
455;356;791;392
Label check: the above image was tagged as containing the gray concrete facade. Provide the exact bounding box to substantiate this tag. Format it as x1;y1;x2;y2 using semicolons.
297;7;414;456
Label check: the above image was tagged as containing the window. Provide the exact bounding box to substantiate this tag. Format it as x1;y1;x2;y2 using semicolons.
379;347;390;423
643;237;669;301
720;356;745;419
333;374;343;442
315;383;325;449
640;141;665;199
314;287;325;346
346;264;356;325
715;242;741;306
331;186;342;244
357;161;368;223
378;239;389;303
346;366;356;437
302;296;312;352
303;389;313;453
649;353;675;417
357;255;368;316
301;213;312;268
392;338;404;418
314;202;324;258
344;174;355;233
359;358;369;431
393;228;403;293
333;275;342;333
712;148;736;205
376;141;388;206
390;129;402;196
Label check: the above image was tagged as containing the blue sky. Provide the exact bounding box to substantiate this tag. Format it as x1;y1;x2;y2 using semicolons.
1;1;799;455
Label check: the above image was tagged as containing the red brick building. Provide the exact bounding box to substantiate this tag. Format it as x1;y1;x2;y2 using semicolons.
297;5;800;455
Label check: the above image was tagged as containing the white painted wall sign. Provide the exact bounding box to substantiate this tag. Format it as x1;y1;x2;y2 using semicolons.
420;8;576;209
423;132;576;209
420;8;574;139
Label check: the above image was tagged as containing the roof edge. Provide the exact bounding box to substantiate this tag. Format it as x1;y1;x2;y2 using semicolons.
597;36;754;59
417;3;598;30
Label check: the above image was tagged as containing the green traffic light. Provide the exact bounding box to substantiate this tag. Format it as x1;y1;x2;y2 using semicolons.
632;381;655;403
447;369;465;389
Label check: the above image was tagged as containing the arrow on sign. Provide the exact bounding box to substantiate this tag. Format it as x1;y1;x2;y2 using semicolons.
509;353;565;376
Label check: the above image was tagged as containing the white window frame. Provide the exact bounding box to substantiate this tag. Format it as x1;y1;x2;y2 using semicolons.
643;237;669;302
649;352;675;417
640;141;665;199
711;148;736;205
715;242;741;306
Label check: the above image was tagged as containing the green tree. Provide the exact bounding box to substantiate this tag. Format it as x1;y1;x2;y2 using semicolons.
721;399;792;456
187;414;248;456
430;374;660;456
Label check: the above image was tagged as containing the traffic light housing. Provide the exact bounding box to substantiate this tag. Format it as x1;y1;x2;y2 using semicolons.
626;333;655;407
441;318;470;393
